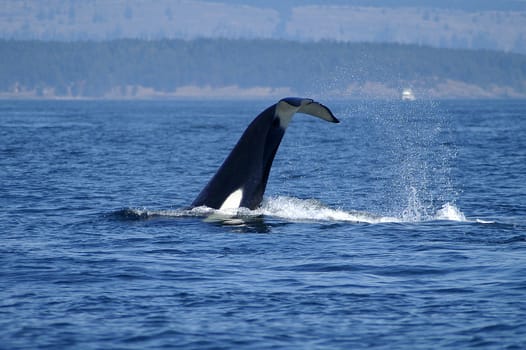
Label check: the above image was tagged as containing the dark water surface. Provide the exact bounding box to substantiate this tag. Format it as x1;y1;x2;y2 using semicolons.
1;99;525;349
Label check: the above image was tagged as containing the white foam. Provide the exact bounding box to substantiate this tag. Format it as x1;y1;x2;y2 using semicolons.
396;186;469;223
119;206;213;218
121;197;472;224
257;196;401;224
475;218;496;224
435;202;467;222
258;197;471;224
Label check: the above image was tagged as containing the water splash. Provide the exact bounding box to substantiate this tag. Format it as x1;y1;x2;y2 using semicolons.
398;186;468;222
361;100;460;221
435;202;467;221
259;196;468;223
258;196;400;224
114;196;469;224
401;186;428;222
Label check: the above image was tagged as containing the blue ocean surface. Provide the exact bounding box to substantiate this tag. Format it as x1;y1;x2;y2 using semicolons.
1;99;525;349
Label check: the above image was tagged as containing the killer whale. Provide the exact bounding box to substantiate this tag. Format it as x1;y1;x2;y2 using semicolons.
191;97;339;210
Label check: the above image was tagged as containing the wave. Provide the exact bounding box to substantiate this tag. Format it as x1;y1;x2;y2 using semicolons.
113;196;472;224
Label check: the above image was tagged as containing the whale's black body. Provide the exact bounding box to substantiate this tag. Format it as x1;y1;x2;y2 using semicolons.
191;97;339;210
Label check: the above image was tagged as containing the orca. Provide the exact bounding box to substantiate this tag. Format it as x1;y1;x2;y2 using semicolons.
191;97;339;210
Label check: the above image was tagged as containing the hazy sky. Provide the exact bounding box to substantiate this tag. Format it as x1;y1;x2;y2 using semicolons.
237;0;526;11
1;0;526;53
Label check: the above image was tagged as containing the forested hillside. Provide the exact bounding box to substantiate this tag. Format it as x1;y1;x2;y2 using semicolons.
1;39;525;98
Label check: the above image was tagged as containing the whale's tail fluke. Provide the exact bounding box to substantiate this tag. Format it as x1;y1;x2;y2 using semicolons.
279;97;339;123
191;97;339;210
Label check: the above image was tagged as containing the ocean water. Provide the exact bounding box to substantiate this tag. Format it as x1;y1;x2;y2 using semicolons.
1;99;525;349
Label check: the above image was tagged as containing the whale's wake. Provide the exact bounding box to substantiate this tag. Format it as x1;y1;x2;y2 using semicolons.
115;196;471;224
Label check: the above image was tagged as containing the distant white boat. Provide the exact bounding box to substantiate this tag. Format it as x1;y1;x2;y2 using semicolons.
402;88;415;101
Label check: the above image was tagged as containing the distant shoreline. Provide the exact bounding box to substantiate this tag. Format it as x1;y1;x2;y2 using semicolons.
2;82;525;101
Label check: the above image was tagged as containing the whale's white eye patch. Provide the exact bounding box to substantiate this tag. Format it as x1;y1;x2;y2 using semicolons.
219;189;243;211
